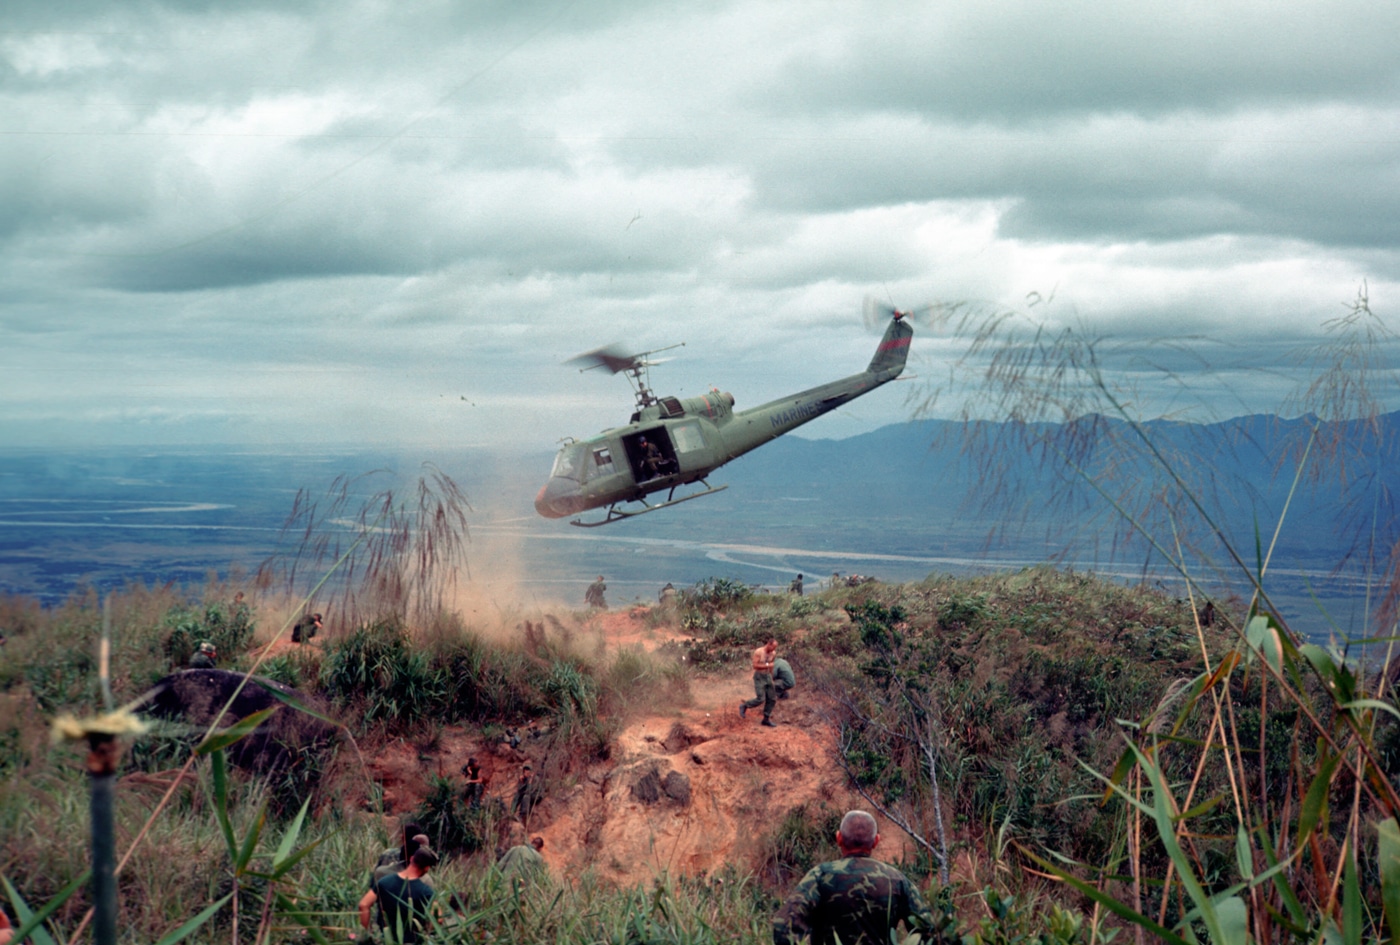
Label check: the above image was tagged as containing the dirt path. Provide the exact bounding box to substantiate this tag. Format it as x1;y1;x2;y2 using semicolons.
361;605;903;886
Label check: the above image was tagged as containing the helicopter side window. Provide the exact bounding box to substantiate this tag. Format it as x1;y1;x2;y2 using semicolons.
591;447;616;476
672;420;705;454
550;443;586;481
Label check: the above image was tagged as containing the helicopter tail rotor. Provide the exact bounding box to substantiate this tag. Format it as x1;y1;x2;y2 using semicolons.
862;296;903;330
861;295;945;332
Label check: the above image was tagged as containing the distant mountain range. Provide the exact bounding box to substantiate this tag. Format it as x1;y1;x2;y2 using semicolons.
2;411;1396;640
689;412;1400;566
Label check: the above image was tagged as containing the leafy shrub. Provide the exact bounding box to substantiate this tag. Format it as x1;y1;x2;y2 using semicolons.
938;594;987;631
680;578;756;615
846;600;906;652
544;659;598;719
257;653;302;689
440;636;551;722
319;620;448;726
413;776;504;855
966;888;1086;944
163;600;255;668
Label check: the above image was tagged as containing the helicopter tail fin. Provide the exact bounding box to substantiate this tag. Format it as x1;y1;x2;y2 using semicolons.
866;314;913;378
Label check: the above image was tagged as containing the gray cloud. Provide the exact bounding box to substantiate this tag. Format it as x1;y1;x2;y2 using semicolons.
1;0;1397;452
765;3;1400;121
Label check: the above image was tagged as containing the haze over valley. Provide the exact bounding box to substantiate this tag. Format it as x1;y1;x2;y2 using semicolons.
4;411;1393;644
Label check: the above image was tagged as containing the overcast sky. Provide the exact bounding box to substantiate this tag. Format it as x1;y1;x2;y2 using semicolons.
4;0;1399;452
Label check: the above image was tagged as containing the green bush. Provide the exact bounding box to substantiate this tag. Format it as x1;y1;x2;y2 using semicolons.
938;594;987;631
257;653;302;689
680;578;756;615
319;620;449;726
414;776;505;856
162;600;255;668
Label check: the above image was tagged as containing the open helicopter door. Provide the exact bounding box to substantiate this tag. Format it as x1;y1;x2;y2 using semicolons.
622;428;678;483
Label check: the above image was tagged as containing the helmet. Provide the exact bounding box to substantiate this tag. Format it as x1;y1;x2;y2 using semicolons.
197;641;217;654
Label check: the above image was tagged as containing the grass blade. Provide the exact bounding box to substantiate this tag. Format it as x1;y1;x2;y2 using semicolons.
1379;818;1400;945
152;893;233;945
209;749;237;860
1020;849;1192;945
1130;742;1231;942
194;706;279;755
4;872;88;945
1235;824;1255;881
273;796;311;872
1298;748;1343;846
235;800;268;875
274;892;333;945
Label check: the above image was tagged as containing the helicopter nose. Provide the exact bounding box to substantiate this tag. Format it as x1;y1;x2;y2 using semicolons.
534;477;584;519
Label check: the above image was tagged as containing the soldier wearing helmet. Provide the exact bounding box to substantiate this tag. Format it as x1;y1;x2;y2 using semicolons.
189;641;218;669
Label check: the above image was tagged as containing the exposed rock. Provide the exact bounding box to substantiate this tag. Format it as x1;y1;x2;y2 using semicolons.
661;770;691;805
631;766;663;803
663;722;705;754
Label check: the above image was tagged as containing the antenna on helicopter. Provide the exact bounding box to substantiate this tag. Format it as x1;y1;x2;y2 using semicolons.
567;342;686;410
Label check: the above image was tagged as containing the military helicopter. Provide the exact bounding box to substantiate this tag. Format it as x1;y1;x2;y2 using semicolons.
535;301;915;527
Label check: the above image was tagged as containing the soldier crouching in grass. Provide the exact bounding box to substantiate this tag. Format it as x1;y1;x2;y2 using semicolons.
188;641;217;669
292;611;323;644
773;810;937;945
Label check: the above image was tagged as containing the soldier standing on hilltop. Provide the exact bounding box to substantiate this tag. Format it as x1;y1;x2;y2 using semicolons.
789;573;804;595
585;576;607;609
740;638;779;728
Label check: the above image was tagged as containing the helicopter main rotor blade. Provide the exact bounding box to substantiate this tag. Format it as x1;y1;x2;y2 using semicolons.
567;344;640;374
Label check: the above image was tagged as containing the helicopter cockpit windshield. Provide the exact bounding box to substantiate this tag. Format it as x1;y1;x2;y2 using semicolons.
550;442;588;482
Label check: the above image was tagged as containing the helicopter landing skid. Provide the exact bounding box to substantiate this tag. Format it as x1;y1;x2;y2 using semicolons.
569;482;729;528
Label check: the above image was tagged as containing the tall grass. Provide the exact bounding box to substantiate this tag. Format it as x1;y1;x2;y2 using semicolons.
900;287;1400;942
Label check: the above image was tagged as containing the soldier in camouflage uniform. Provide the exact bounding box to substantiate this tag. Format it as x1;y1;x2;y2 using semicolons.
189;641;217;669
773;810;935;945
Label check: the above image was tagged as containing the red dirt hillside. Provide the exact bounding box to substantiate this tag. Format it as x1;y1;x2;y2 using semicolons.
361;606;911;886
